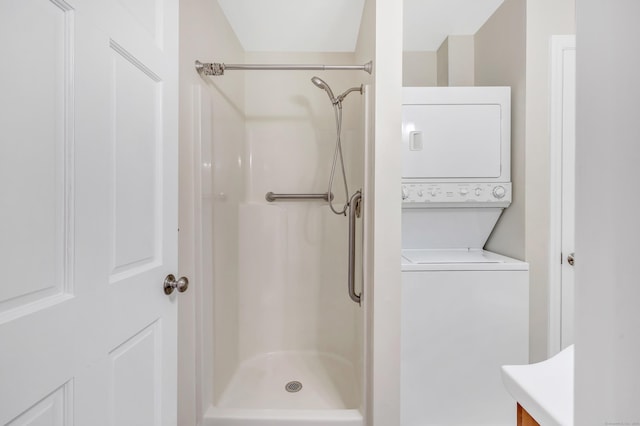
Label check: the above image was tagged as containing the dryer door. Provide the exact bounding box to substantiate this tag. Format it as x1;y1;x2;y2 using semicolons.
402;103;502;179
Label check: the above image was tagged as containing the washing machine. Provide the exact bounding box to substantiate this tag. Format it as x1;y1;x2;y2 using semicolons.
400;87;529;426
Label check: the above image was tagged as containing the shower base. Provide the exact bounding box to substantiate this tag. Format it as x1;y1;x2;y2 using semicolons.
204;351;362;426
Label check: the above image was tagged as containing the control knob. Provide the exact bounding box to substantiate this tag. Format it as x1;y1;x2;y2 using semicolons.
401;186;409;200
492;185;506;199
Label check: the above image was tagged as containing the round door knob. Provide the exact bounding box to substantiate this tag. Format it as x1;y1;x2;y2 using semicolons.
567;253;575;266
164;274;189;295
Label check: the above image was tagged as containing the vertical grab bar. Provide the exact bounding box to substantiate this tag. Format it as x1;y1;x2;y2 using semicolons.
348;191;362;305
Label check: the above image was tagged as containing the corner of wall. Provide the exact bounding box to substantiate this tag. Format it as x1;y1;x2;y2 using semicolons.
447;35;475;86
436;37;449;86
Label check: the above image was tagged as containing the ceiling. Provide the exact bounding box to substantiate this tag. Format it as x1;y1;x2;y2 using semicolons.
216;0;366;52
217;0;504;53
404;0;504;51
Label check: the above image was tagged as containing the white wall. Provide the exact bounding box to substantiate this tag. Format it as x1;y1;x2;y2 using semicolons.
402;51;437;86
361;0;403;424
402;37;473;88
575;0;640;422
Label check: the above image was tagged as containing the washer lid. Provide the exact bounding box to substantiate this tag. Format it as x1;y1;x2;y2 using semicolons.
402;248;502;264
401;249;530;271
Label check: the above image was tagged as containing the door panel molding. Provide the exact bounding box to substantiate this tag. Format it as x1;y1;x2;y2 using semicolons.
0;0;75;321
6;381;73;426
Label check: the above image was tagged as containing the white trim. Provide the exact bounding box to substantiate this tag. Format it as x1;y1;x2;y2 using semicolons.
192;84;206;424
362;83;372;424
548;35;576;357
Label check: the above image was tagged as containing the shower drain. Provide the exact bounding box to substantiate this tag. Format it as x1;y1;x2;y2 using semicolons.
284;380;303;393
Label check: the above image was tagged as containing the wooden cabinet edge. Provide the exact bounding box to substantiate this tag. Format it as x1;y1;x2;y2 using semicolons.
517;403;541;426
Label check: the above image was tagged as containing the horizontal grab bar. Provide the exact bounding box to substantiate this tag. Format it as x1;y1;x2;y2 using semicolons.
265;192;334;202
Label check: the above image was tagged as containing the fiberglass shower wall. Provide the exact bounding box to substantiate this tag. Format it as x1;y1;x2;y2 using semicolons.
206;51;367;406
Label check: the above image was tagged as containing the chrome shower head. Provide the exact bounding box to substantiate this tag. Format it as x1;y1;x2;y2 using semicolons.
311;76;336;104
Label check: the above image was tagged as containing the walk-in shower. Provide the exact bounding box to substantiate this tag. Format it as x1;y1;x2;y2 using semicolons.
193;52;371;426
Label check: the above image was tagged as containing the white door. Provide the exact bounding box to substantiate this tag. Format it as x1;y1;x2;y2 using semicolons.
0;0;180;424
559;45;576;349
549;35;576;353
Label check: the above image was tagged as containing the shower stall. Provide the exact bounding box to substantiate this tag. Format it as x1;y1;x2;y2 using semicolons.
181;0;377;417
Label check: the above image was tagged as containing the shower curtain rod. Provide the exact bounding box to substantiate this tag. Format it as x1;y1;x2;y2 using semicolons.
195;60;372;76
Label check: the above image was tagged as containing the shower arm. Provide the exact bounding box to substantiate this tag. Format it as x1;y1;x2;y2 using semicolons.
195;60;373;76
337;85;364;105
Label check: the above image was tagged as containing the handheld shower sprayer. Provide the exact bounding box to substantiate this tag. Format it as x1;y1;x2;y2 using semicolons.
311;77;363;108
311;76;336;104
310;77;364;216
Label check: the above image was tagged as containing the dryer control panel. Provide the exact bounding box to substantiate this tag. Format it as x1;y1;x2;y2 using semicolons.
401;182;511;207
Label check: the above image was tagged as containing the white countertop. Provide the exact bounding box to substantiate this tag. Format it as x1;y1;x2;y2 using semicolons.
501;345;574;426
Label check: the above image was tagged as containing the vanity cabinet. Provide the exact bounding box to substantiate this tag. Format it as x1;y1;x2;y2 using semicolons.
518;403;541;426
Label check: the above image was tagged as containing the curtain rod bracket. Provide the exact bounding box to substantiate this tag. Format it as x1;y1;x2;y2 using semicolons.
195;60;225;76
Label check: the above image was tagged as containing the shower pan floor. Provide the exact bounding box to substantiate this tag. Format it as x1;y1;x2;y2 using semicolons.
217;351;360;410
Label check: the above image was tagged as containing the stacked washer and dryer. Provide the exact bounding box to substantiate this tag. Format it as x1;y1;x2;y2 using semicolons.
400;87;529;425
